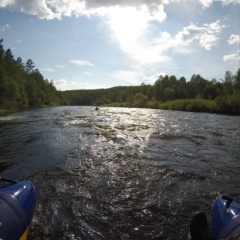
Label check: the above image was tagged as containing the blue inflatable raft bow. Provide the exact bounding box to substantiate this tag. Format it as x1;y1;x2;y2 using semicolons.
0;177;37;240
190;195;240;240
212;195;240;239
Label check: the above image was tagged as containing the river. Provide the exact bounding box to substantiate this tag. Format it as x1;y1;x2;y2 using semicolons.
0;106;239;239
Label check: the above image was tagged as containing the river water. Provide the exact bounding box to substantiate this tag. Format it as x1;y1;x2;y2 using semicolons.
0;106;239;239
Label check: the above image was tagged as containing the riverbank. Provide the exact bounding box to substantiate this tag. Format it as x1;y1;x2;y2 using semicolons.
103;98;240;115
148;99;220;113
0;104;60;117
1;97;239;116
0;109;17;117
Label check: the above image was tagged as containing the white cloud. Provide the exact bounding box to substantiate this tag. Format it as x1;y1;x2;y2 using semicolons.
198;0;240;8
221;0;240;6
56;65;66;68
228;34;240;45
0;0;235;60
176;24;205;42
175;20;224;50
199;33;219;50
0;0;14;8
105;6;174;67
0;0;169;20
205;21;224;34
54;78;67;89
47;0;85;18
54;78;100;91
41;67;55;73
84;72;92;75
113;70;142;85
223;54;238;61
107;7;149;44
148;72;167;84
0;23;10;32
106;7;178;67
1;0;239;20
0;0;61;20
83;0;169;8
72;0;169;21
69;59;94;67
198;0;213;8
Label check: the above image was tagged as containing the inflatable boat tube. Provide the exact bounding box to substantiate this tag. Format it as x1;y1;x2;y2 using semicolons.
0;178;37;240
211;195;240;239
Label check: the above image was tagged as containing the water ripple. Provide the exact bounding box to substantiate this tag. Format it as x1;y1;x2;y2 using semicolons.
0;107;239;239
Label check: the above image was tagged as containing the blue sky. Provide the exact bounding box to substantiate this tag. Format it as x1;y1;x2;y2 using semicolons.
0;0;239;91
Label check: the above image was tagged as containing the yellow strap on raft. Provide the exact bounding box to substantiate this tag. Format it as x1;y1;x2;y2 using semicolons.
19;227;29;240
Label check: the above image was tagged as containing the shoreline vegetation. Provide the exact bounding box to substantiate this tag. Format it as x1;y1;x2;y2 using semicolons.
103;97;240;115
0;39;240;116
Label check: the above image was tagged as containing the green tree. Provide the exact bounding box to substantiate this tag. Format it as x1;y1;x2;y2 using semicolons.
0;39;4;61
133;93;148;107
154;76;164;101
164;87;175;100
233;69;240;93
16;57;25;70
25;59;35;73
204;83;219;99
176;76;187;99
0;40;62;111
3;49;15;74
223;71;233;95
25;79;39;107
169;75;177;87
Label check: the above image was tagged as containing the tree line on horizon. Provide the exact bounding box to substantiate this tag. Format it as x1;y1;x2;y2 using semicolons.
0;39;239;115
64;70;240;114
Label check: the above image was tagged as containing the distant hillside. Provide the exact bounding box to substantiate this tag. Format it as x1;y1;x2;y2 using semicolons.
62;70;240;115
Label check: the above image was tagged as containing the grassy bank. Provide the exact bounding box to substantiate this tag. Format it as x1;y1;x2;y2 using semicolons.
103;98;240;115
0;109;17;116
1;98;239;116
149;99;221;113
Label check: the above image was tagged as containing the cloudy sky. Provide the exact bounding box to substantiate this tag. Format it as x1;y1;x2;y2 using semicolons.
0;0;239;90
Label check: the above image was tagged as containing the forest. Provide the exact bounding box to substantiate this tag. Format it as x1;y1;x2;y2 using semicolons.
61;69;240;115
0;39;240;115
